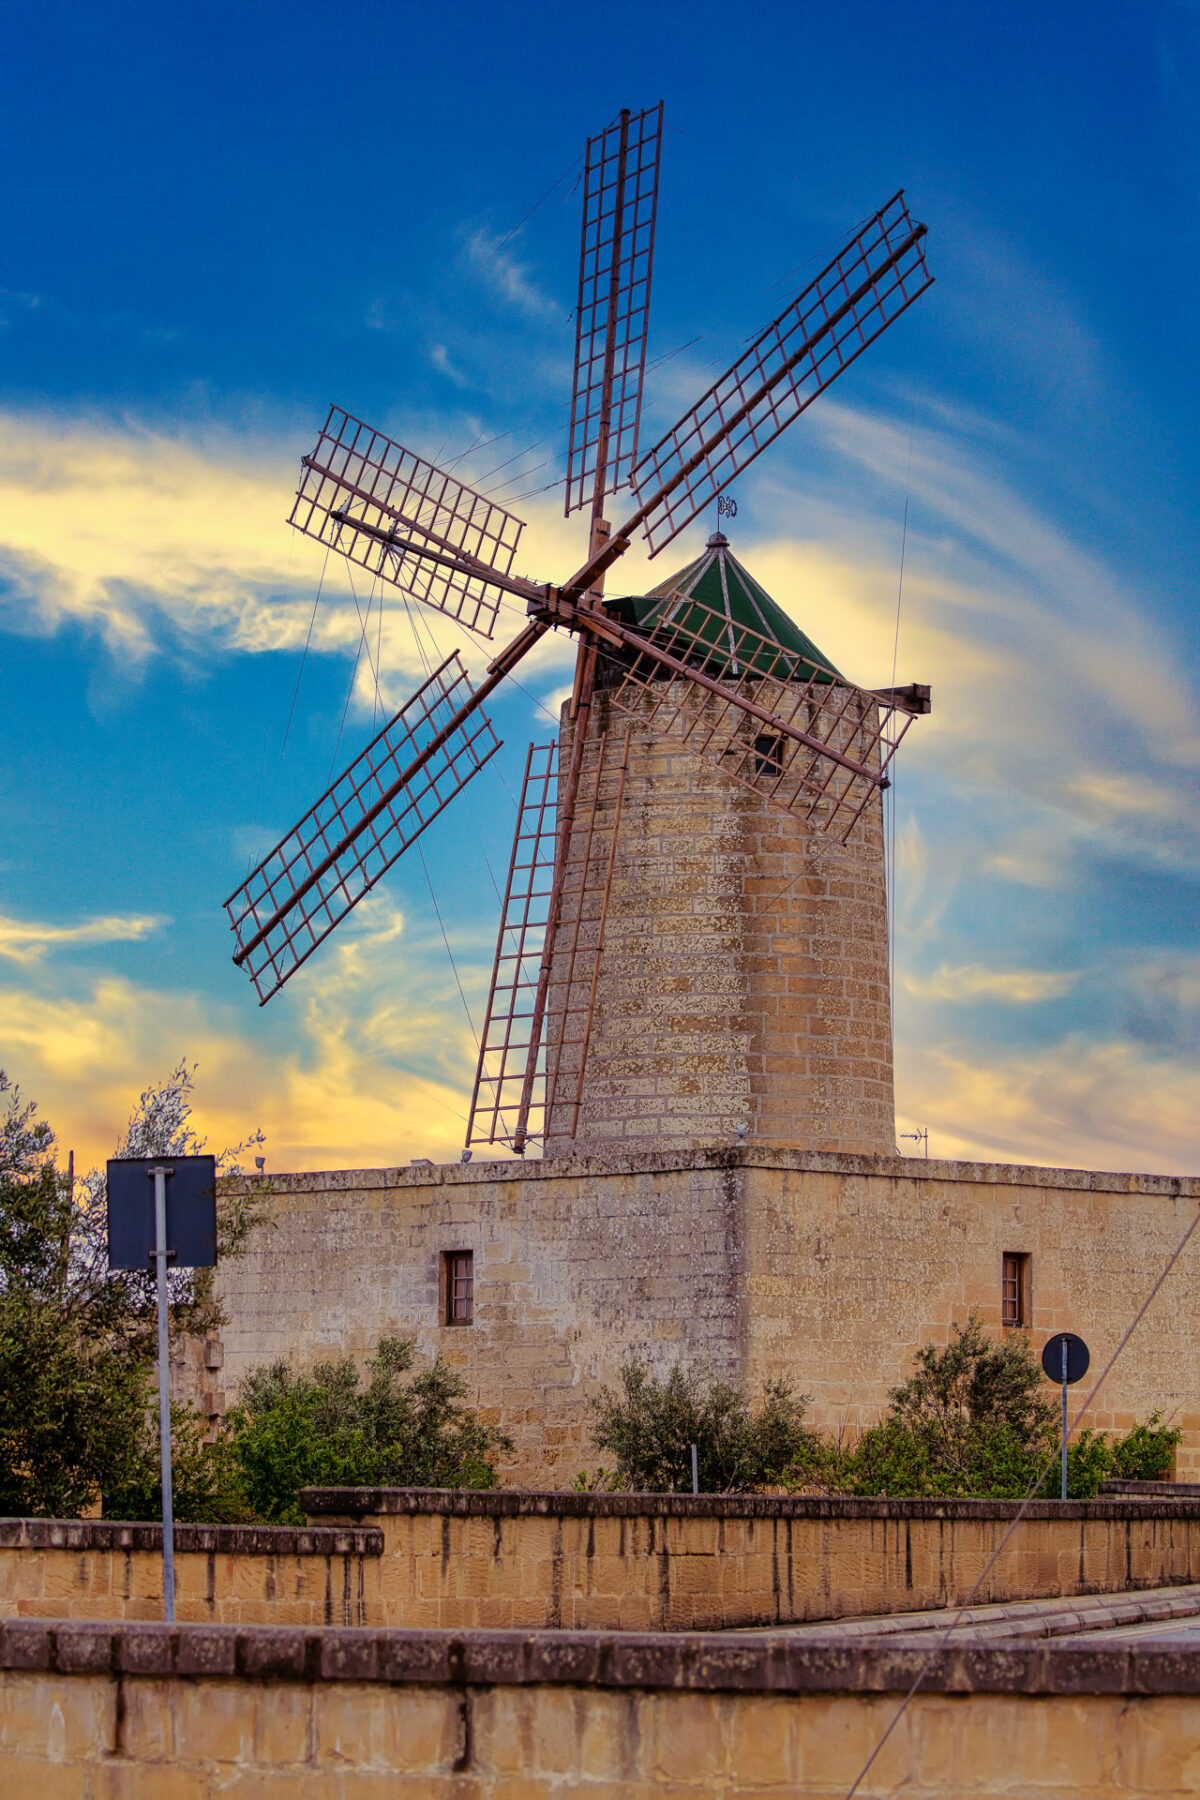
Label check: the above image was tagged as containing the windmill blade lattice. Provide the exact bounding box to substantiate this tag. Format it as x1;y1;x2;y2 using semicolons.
290;407;527;639
597;592;918;843
565;103;663;517
629;192;932;555
466;731;629;1149
226;654;500;1003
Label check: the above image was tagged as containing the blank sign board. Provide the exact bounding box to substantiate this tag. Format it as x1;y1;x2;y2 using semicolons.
106;1155;217;1271
1041;1331;1090;1386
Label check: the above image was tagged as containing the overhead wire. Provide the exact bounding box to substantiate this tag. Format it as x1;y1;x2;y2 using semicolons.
491;151;584;254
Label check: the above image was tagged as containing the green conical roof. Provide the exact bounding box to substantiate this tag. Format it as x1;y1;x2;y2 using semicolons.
604;533;841;682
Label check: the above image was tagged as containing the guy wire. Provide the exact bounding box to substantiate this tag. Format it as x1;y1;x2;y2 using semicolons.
842;1194;1200;1800
418;844;479;1051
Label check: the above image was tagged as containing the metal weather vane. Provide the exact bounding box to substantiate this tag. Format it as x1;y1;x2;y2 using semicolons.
225;103;933;1150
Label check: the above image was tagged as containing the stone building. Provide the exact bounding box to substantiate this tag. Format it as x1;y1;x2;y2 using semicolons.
210;542;1200;1486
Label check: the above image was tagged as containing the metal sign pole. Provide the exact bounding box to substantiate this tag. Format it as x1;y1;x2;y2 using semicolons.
1060;1337;1069;1502
151;1165;176;1623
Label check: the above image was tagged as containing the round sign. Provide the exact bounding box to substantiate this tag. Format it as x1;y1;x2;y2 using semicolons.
1041;1332;1090;1385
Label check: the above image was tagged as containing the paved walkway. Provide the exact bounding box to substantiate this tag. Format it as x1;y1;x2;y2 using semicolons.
738;1583;1200;1645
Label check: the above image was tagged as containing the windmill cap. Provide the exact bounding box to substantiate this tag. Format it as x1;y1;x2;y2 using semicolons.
707;530;730;548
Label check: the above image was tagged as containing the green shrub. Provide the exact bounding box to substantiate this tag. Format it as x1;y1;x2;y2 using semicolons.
1110;1413;1181;1482
775;1317;1183;1502
588;1359;816;1493
219;1337;513;1525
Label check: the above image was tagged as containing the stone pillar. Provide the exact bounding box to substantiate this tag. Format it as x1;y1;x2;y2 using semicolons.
543;682;895;1156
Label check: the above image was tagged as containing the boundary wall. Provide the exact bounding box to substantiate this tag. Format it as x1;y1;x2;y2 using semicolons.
10;1492;1200;1633
3;1616;1200;1796
0;1520;381;1626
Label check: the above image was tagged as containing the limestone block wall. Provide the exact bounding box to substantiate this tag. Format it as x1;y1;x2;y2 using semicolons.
0;1520;381;1626
214;1151;1200;1486
10;1496;1200;1634
298;1489;1200;1633
4;1617;1200;1797
216;1156;746;1486
545;685;894;1156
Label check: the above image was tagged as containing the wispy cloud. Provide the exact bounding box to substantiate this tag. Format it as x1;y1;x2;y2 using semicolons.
0;894;490;1174
0;911;166;965
429;342;472;388
903;964;1080;1004
461;228;559;323
896;1033;1200;1177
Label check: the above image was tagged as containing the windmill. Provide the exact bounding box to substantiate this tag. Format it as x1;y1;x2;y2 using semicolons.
225;103;933;1157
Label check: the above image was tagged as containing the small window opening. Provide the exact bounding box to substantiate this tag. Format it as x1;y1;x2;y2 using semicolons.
754;733;785;777
1002;1252;1030;1329
444;1250;474;1326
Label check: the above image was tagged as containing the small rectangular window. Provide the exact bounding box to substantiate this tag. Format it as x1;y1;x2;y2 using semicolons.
754;733;785;777
444;1251;473;1326
1002;1252;1030;1329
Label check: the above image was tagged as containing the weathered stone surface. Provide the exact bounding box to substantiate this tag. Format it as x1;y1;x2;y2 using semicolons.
546;687;895;1156
214;1149;1200;1485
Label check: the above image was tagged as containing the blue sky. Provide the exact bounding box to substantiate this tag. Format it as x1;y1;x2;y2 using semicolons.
2;0;1198;1175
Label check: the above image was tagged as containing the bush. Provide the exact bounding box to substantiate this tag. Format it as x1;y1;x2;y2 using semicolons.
217;1337;513;1525
1111;1413;1181;1482
776;1316;1183;1502
588;1359;816;1493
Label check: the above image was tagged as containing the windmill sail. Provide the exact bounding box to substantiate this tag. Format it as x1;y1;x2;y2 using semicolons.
290;407;527;638
466;741;559;1147
629;192;932;555
466;731;629;1148
226;654;500;1003
564;103;664;517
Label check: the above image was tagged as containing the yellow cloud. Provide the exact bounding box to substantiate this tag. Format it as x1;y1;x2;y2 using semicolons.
0;894;512;1178
0;911;166;964
896;1036;1200;1176
903;964;1080;1004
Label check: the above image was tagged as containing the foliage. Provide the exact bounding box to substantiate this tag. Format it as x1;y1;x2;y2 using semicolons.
0;1063;268;1518
588;1359;817;1493
105;1404;258;1525
1111;1413;1181;1482
774;1317;1183;1502
215;1337;514;1525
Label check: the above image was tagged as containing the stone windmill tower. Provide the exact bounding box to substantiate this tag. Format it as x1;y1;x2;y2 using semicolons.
541;531;900;1157
224;104;932;1164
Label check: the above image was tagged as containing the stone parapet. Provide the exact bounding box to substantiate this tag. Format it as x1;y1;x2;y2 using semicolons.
4;1615;1200;1796
296;1488;1200;1633
3;1613;1200;1694
0;1517;382;1627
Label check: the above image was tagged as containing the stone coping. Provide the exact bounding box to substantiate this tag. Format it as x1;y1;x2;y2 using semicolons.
227;1146;1200;1198
3;1618;1200;1696
0;1518;383;1556
300;1486;1200;1523
1100;1480;1200;1498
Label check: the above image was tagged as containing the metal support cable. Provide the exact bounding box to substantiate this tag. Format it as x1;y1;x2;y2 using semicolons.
418;845;479;1050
